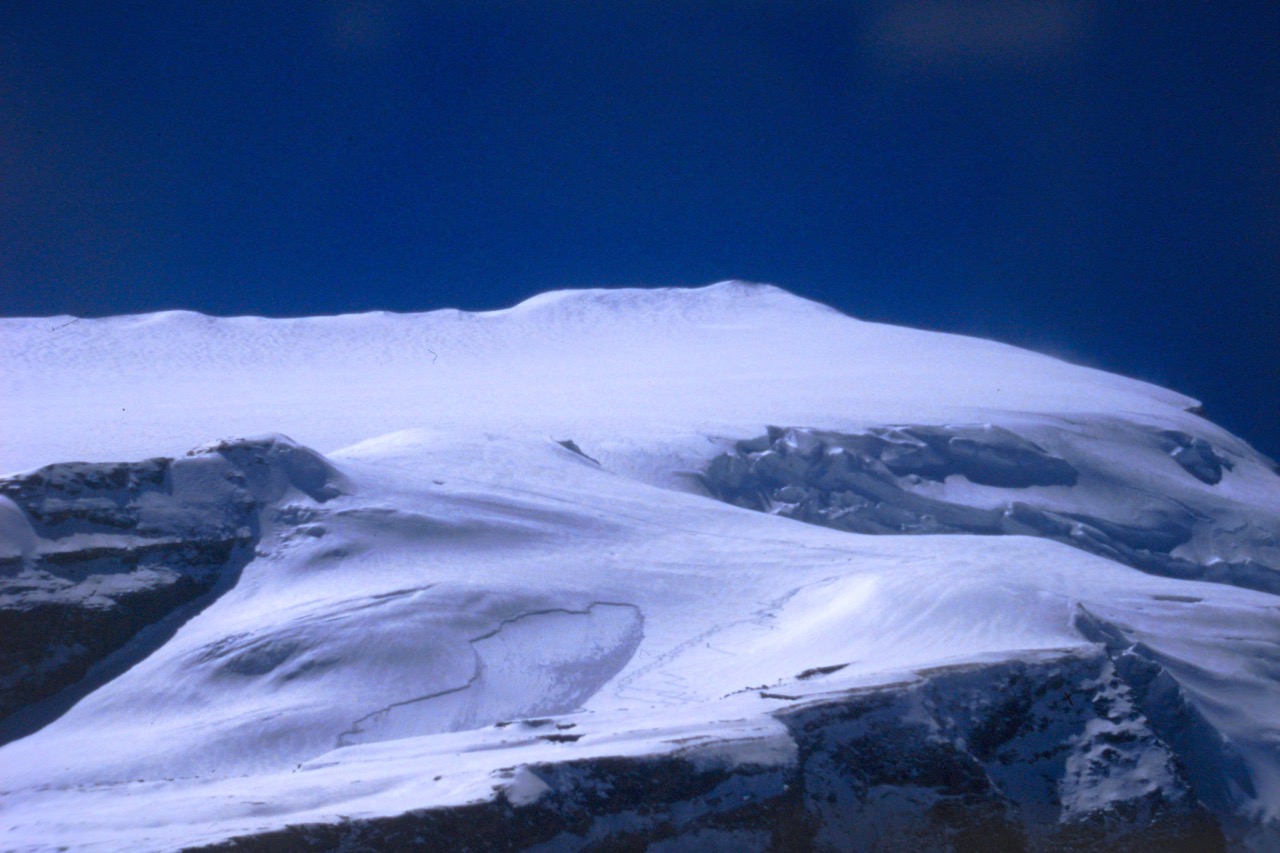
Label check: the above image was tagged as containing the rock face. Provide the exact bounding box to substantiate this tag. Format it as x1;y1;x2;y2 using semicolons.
1156;430;1233;486
188;651;1227;853
0;436;342;729
701;425;1280;595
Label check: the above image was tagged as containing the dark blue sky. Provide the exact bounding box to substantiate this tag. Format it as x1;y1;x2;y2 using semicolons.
2;2;1277;458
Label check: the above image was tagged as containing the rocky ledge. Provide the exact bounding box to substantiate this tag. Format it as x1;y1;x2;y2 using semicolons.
701;424;1280;595
0;435;343;730
190;633;1241;852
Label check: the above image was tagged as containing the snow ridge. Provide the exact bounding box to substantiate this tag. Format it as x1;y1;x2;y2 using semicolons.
2;283;1278;851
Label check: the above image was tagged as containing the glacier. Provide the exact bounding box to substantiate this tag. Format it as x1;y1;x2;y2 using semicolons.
0;281;1277;851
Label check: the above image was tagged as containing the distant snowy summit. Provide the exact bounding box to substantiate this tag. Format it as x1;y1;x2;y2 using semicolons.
500;278;841;318
2;283;1279;852
0;280;1203;476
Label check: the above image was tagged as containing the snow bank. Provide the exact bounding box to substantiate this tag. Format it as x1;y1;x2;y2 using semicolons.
2;283;1278;851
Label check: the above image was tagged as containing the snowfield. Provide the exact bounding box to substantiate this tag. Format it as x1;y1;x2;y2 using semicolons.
1;282;1278;851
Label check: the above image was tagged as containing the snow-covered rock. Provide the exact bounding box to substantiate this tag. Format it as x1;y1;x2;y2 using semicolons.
702;423;1280;594
185;652;1227;853
0;282;1277;851
0;436;343;729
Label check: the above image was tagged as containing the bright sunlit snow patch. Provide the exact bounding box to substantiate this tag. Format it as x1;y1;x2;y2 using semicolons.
1;283;1277;851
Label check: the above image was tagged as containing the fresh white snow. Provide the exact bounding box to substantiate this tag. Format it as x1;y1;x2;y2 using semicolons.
1;282;1277;851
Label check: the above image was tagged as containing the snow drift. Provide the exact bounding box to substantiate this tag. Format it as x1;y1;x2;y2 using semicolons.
0;282;1277;851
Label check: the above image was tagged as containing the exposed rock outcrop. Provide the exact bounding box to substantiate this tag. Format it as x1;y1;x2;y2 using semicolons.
701;425;1280;595
188;651;1229;853
0;435;343;729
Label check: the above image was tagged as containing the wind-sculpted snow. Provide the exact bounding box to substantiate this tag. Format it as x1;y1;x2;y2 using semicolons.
189;652;1226;853
337;603;643;747
0;435;343;734
702;423;1280;595
3;284;1280;851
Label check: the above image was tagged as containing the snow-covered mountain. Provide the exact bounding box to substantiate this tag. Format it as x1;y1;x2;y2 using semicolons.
1;282;1278;851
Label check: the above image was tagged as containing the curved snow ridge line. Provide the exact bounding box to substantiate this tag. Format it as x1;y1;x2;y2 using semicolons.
492;281;842;326
702;423;1280;596
286;488;628;552
0;282;1205;480
186;650;1232;853
611;576;839;707
335;602;644;749
185;585;445;688
1;282;831;378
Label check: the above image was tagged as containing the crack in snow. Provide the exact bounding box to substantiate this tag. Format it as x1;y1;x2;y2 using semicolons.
335;601;643;749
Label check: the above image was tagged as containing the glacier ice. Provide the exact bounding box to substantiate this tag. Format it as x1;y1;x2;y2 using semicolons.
1;282;1278;851
701;423;1280;594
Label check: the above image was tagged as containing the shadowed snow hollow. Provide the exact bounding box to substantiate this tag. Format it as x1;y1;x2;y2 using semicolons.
337;603;643;746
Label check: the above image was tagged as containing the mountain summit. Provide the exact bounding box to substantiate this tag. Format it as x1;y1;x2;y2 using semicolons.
2;284;1278;851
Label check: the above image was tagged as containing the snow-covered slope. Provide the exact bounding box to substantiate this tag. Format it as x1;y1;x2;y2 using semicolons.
1;282;1277;851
